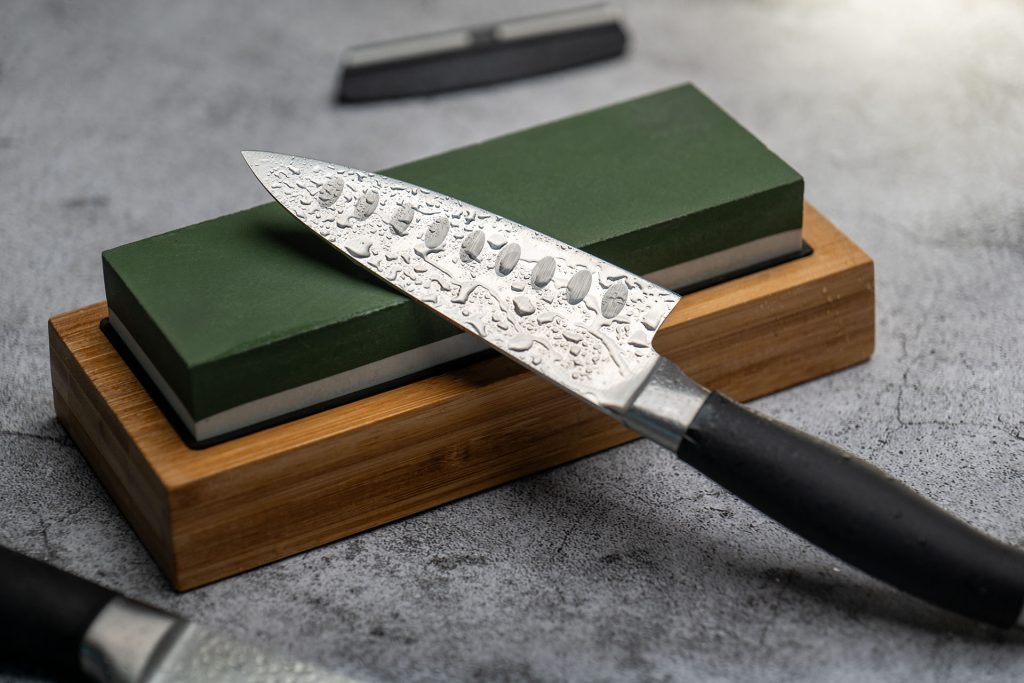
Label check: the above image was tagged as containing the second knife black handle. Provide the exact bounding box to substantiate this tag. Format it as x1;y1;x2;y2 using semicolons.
0;545;115;680
679;391;1024;627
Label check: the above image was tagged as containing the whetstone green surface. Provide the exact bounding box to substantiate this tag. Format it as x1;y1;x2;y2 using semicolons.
103;84;803;426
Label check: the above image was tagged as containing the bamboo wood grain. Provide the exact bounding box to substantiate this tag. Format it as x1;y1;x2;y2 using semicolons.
49;203;874;590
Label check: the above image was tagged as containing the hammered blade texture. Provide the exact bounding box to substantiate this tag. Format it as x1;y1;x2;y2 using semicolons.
244;152;679;409
148;624;357;683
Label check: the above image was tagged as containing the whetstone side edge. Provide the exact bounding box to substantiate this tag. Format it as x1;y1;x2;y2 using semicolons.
49;203;874;590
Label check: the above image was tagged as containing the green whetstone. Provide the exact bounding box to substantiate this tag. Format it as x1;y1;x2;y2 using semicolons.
103;84;804;445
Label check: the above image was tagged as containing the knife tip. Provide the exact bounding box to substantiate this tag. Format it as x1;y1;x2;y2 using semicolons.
240;150;287;186
240;150;266;168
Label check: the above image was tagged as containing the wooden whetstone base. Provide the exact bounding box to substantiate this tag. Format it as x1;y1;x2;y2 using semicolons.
49;204;874;591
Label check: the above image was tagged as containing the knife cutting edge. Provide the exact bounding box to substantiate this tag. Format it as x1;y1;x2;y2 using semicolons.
0;545;356;682
242;150;1024;629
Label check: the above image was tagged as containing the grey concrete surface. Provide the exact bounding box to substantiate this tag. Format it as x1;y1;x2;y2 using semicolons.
2;0;1024;680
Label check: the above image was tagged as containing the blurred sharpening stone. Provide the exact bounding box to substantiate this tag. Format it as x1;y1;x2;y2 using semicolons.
336;4;628;102
102;84;805;446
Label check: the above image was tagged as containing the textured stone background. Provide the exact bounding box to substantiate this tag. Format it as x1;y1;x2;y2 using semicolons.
2;0;1024;681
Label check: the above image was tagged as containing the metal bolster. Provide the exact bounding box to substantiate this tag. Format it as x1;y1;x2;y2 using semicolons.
80;597;183;683
620;356;709;451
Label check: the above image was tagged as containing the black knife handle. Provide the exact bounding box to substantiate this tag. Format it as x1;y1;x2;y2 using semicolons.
679;391;1024;628
0;545;115;680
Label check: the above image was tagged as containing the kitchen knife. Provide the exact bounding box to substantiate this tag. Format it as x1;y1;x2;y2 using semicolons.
242;151;1024;628
0;545;355;682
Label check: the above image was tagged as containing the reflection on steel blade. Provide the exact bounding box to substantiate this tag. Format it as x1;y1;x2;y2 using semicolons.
146;624;356;683
243;152;679;413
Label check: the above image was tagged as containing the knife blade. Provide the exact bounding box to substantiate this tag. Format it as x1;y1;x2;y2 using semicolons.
243;151;1024;629
0;545;356;682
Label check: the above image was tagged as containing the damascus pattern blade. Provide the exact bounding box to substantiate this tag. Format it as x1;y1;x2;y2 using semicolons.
243;151;680;412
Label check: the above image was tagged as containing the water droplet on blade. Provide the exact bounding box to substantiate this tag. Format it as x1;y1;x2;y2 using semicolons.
344;239;372;258
509;334;533;351
513;295;535;316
